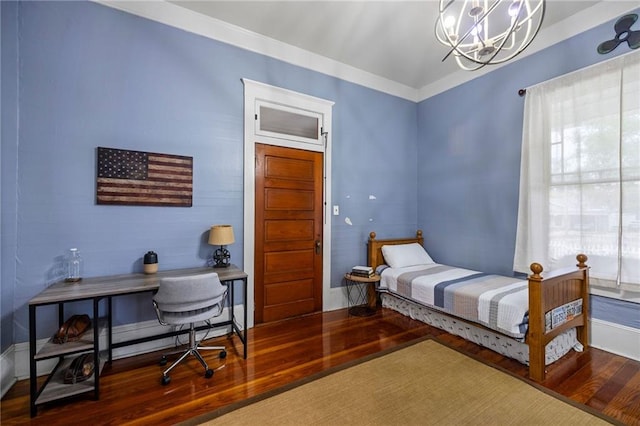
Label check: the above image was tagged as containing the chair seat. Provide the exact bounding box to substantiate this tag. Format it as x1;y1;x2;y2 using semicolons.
159;305;220;325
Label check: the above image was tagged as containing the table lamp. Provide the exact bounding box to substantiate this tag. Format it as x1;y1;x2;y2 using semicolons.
208;225;234;268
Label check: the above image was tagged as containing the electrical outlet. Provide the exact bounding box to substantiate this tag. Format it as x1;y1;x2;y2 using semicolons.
333;205;339;215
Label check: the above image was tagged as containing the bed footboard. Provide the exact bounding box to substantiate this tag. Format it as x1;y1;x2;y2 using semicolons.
527;254;589;382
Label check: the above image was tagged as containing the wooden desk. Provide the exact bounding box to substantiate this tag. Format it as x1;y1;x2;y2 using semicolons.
28;265;247;417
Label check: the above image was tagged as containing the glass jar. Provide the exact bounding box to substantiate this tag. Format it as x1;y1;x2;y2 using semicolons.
65;248;83;283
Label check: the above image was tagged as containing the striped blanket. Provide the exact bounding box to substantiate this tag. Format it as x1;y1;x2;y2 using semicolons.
379;264;529;340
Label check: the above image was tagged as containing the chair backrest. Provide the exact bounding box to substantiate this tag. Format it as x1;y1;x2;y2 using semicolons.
153;272;226;313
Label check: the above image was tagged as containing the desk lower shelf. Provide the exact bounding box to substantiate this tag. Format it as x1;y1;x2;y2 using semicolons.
34;318;108;361
35;351;107;405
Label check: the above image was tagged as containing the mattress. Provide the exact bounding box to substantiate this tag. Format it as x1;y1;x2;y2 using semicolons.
379;264;530;340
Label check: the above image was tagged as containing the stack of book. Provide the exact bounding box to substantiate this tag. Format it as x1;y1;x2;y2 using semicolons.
351;265;374;278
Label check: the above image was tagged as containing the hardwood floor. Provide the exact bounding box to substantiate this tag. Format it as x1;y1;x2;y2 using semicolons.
2;308;639;425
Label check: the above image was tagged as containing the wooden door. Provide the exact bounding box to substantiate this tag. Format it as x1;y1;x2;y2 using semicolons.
255;144;323;323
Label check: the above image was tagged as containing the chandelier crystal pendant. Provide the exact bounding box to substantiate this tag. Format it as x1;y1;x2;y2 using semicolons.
435;0;545;71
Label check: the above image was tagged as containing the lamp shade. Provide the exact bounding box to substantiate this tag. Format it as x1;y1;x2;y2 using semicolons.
208;225;235;246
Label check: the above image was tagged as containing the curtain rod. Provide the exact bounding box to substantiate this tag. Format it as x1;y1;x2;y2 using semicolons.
517;49;639;97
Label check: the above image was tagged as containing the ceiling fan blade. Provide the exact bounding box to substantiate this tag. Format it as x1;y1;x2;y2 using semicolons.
627;31;640;50
597;39;621;54
614;14;637;34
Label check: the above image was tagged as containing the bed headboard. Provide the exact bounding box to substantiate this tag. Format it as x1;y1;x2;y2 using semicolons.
367;230;424;268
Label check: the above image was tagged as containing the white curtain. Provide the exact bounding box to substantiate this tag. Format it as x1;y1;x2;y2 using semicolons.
514;51;640;300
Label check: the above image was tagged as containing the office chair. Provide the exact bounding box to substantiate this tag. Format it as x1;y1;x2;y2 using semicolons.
152;272;228;385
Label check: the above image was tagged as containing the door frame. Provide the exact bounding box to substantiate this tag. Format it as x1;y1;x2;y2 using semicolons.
242;79;335;329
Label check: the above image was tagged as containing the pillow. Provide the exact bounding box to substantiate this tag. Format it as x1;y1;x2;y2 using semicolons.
381;243;434;268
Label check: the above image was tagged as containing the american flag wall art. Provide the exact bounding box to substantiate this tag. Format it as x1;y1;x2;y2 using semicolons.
96;147;193;207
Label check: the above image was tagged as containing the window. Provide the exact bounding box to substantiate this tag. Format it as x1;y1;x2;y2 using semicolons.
514;51;640;301
255;101;324;148
258;104;319;140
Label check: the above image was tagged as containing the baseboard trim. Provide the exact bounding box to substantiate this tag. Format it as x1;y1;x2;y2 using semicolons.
590;318;640;361
326;285;349;312
1;345;17;399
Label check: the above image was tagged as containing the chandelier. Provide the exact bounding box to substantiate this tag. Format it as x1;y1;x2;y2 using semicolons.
435;0;545;71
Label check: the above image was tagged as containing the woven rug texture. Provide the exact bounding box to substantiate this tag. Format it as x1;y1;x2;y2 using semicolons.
187;339;613;426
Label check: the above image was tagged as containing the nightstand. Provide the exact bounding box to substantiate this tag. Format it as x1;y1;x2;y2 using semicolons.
344;273;380;316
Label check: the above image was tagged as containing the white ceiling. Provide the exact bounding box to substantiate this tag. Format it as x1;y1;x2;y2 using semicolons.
104;1;638;100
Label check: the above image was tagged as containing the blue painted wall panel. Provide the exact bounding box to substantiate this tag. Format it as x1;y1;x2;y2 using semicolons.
417;8;640;327
1;1;19;354
416;75;523;275
1;1;417;343
330;80;418;281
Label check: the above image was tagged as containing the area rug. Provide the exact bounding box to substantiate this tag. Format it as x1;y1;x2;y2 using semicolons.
184;339;615;426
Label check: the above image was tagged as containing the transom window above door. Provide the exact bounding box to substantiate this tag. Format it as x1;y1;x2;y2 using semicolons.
256;101;324;147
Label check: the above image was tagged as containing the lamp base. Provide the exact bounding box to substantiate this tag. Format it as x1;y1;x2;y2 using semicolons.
212;247;231;268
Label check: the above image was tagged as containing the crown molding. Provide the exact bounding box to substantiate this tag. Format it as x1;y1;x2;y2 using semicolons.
93;0;419;101
95;1;637;103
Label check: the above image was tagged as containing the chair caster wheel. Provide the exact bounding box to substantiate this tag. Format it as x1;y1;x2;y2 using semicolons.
205;369;214;378
159;356;168;366
219;350;227;359
161;375;171;385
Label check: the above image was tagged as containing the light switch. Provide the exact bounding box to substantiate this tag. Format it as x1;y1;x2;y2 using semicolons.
333;205;339;215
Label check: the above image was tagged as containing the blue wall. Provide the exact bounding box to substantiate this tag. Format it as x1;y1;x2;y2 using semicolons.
1;1;19;355
0;1;417;348
2;1;637;351
417;8;640;328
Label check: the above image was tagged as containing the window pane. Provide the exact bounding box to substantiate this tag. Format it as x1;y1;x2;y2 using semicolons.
259;106;319;140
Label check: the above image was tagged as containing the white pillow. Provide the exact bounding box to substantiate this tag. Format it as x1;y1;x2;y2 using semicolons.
381;243;434;268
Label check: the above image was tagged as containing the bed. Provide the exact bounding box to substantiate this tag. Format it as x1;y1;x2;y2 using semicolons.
368;230;590;382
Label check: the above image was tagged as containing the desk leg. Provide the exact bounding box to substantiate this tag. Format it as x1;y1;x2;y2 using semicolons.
243;277;247;359
93;297;100;400
107;296;113;363
58;302;64;327
229;279;248;359
29;305;37;417
225;278;248;359
230;279;235;334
